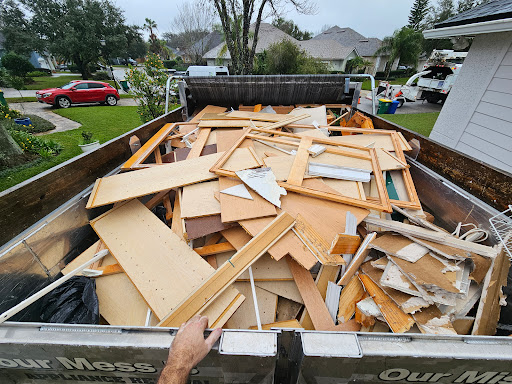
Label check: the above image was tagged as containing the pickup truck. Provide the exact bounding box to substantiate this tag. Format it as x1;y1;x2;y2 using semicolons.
0;75;510;384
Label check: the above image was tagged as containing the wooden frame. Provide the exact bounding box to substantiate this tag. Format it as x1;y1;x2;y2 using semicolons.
209;128;392;213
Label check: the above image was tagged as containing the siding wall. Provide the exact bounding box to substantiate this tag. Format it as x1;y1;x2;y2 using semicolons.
429;32;512;174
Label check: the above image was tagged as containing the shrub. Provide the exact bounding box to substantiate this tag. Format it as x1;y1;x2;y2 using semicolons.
0;68;9;87
163;60;176;69
1;52;34;77
27;70;51;77
8;128;62;155
92;71;111;80
13;115;55;134
80;131;95;144
0;104;22;120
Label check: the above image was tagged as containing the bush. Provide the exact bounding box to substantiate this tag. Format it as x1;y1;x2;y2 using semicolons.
163;60;176;69
0;104;22;120
1;52;34;77
27;70;51;77
92;71;111;80
14;115;55;134
0;68;9;87
8;127;62;155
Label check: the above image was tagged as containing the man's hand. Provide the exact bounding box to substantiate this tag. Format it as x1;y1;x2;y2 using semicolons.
157;316;222;384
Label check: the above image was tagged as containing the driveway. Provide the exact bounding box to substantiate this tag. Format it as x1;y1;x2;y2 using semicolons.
9;99;137;135
358;90;443;115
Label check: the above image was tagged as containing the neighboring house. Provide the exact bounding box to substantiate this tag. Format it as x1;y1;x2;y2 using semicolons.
424;0;512;174
202;23;357;72
189;31;223;64
312;26;388;75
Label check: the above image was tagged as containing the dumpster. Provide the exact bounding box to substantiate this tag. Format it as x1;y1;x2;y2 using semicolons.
0;75;511;384
377;98;392;114
120;80;130;92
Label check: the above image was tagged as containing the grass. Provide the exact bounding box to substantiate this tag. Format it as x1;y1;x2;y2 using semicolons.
23;76;83;90
17;114;56;133
381;112;440;137
361;77;412;91
0;105;141;192
5;97;38;103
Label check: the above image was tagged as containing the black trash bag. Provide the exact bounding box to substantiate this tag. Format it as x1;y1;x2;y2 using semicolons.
40;276;100;324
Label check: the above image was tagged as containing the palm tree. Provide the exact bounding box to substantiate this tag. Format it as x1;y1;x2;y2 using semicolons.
144;18;157;39
375;27;423;79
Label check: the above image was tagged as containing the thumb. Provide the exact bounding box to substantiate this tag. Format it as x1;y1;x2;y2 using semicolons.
205;328;222;350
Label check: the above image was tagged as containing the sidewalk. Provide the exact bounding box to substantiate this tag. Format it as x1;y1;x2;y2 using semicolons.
9;102;81;134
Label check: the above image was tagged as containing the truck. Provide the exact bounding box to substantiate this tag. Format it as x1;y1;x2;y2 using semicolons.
0;75;511;384
186;65;230;77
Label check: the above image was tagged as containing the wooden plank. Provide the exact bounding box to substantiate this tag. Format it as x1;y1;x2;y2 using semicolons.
171;189;186;241
198;120;270;128
329;234;361;254
337;275;365;323
87;152;223;209
322;179;363;199
223;147;262;172
181;180;221;219
186;128;211;159
194;242;236;256
263;155;316;182
370;233;429;262
218;176;277;223
200;288;245;328
337;233;377;286
90;200;215;320
287;256;335;331
472;248;510;335
216;252;294;281
158;212;296;327
359;273;415;333
209;293;246;328
287;137;313;186
294;214;345;266
249;319;303;330
185;215;235;240
376;148;408;171
226;111;294;122
225;282;277;329
190;105;227;123
255;281;303;304
363;217;497;258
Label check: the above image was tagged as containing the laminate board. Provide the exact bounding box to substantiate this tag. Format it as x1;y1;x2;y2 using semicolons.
181;180;221;218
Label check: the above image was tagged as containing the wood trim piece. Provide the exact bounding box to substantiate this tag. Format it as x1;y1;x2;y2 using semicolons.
287;137;313;186
187;128;211;159
329;234;361;254
158;212;296;327
363;217;497;258
337;232;376;286
194;242;236;256
287;256;335;331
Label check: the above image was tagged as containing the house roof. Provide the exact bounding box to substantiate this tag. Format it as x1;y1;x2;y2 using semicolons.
312;26;382;57
298;39;357;60
424;0;512;38
435;0;512;28
190;31;223;55
203;23;296;59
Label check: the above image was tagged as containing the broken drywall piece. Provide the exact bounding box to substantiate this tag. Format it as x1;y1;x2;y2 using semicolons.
325;281;342;322
356;297;382;318
308;162;371;182
220;184;254;200
236;167;287;208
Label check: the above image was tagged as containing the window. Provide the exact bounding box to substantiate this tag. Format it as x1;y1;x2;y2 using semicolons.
88;83;105;89
74;83;89;90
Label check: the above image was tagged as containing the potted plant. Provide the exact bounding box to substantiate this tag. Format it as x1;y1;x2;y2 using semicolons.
78;131;100;152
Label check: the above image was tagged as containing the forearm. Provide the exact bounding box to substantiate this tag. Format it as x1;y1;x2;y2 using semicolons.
157;364;190;384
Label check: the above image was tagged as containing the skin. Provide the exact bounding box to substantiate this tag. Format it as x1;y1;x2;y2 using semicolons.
157;316;222;384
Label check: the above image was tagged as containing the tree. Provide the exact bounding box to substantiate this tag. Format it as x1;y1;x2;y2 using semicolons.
124;25;147;61
375;27;423;79
166;1;214;64
210;0;316;75
345;56;373;74
14;0;130;79
0;0;38;56
1;52;34;77
125;53;174;123
408;0;430;30
272;17;312;40
254;39;328;75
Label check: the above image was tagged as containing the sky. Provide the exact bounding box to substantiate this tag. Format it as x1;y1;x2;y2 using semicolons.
116;0;416;40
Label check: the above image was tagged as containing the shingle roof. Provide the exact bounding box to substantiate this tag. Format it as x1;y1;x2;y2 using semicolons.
312;26;383;57
298;39;357;60
202;23;297;59
190;31;224;55
435;0;512;28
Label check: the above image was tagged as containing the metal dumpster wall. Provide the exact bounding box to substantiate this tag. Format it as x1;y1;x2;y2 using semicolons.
0;107;184;247
0;323;278;384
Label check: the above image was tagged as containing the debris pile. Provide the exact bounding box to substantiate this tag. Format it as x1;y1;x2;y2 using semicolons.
63;104;504;335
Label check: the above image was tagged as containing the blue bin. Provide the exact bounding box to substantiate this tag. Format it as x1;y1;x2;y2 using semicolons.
387;100;400;114
14;117;32;126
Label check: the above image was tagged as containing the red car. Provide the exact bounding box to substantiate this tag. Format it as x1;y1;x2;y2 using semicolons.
36;80;120;108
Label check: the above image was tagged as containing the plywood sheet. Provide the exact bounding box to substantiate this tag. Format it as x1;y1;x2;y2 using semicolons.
87;152;223;209
185;214;235;240
219;176;277;223
90;199;214;320
225;282;278;329
256;281;303;304
181;180;221;218
263;155;316;182
312;152;372;171
330;133;407;151
223;147;262;172
216;252;293;281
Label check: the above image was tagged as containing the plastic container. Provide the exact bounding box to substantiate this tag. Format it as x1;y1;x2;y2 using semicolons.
13;117;32;126
387;100;400;114
377;98;391;114
0;90;6;106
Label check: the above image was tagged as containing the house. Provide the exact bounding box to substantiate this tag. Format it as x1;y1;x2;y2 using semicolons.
202;23;357;72
423;0;512;174
312;26;388;75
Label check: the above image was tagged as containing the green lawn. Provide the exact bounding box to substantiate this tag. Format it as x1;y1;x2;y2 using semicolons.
6;97;38;103
381;112;439;137
0;105;141;192
361;77;412;91
24;76;117;90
